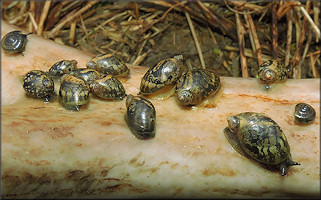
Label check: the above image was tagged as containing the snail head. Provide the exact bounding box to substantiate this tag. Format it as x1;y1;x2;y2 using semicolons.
227;116;240;133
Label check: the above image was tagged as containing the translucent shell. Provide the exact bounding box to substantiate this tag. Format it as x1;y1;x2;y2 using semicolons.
48;60;78;77
227;112;300;176
258;59;287;84
1;30;31;54
139;55;185;94
86;54;129;77
176;69;220;106
294;103;316;124
125;94;156;140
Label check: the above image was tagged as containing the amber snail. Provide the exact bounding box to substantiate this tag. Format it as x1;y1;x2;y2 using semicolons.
226;112;300;176
23;70;55;100
86;54;130;77
1;30;32;54
176;68;221;106
90;75;126;100
294;103;316;124
48;60;78;77
139;55;185;95
69;68;101;84
258;59;287;84
58;74;90;111
125;94;156;140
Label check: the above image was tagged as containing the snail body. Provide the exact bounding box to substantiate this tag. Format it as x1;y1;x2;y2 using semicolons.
176;69;220;106
23;70;55;100
294;103;316;124
258;59;287;84
139;55;185;94
59;74;90;111
86;54;129;77
69;68;101;84
90;75;126;100
125;94;156;140
227;112;300;176
1;30;31;54
48;60;78;77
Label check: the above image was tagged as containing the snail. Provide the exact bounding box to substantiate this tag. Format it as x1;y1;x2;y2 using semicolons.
48;60;78;77
23;70;55;100
86;54;130;77
1;30;32;54
176;69;221;106
294;103;316;124
59;74;90;111
90;75;126;100
139;55;185;95
125;94;156;140
69;68;101;84
258;59;287;84
226;112;300;176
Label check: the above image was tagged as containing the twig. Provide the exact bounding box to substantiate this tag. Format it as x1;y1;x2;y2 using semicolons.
69;20;77;45
245;13;262;65
48;1;99;39
185;11;205;69
37;0;51;36
285;9;293;68
310;54;319;78
271;2;278;59
235;12;248;78
28;12;38;31
313;1;320;42
223;46;272;61
299;28;312;70
299;3;320;41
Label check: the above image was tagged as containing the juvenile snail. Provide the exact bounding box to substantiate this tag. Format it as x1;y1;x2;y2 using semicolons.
48;60;78;77
90;75;126;100
69;68;101;84
294;103;316;124
176;69;220;106
258;59;287;84
59;74;90;111
226;112;300;176
139;55;185;95
1;30;31;54
86;54;129;77
23;70;55;100
125;94;156;140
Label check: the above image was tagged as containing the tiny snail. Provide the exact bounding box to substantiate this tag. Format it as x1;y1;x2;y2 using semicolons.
226;112;300;176
176;69;221;106
258;59;287;84
125;94;156;140
59;74;90;111
86;54;129;77
23;70;55;100
1;30;31;54
69;68;101;84
90;75;126;100
48;60;78;77
294;103;316;124
139;55;185;95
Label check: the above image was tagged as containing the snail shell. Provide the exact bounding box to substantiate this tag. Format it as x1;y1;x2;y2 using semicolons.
1;30;31;54
86;54;129;77
69;68;101;84
90;75;126;100
227;112;300;176
176;69;220;106
258;59;287;84
59;74;90;111
125;94;156;140
139;55;185;94
294;103;316;124
48;60;78;77
23;70;55;100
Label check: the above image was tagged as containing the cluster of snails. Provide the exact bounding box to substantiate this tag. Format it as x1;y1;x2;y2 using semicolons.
2;30;317;176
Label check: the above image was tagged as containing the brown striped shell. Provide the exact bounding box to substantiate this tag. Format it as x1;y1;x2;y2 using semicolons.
176;69;220;106
90;75;126;100
48;60;78;77
69;68;101;84
227;112;300;176
58;74;90;111
258;59;287;84
86;54;129;77
139;55;185;94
